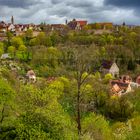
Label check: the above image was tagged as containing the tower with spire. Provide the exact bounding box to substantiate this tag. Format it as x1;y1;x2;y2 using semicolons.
11;16;14;24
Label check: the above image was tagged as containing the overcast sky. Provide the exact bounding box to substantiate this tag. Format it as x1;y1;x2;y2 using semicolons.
0;0;140;25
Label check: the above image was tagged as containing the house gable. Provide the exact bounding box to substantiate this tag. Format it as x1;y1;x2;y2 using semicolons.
109;63;119;77
109;63;119;73
8;24;15;32
101;61;119;77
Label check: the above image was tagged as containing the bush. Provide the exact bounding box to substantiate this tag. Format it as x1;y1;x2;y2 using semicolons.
81;113;113;140
106;96;134;121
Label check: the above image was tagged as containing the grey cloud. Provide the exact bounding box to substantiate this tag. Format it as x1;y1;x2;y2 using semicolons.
0;0;42;8
51;0;62;4
104;0;140;8
66;1;93;8
104;0;140;19
0;0;140;25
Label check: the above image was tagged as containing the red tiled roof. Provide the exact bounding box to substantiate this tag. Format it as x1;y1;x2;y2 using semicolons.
110;80;129;93
111;80;128;88
68;19;87;30
77;21;87;26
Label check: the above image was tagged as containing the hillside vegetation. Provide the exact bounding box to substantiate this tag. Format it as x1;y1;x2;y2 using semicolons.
1;27;140;140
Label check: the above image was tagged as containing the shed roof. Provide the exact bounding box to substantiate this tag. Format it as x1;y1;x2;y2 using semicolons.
102;60;113;69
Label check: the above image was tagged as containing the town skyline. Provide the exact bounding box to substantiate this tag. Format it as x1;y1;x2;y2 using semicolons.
0;16;138;26
0;0;140;25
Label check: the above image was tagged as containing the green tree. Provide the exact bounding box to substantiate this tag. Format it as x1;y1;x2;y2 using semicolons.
29;38;37;46
81;113;113;140
7;46;16;58
46;47;61;68
11;37;24;49
18;45;27;59
46;36;52;47
103;73;113;84
6;31;13;46
50;32;61;46
18;45;27;52
106;96;134;121
35;32;52;47
0;42;4;56
127;59;136;71
94;23;102;29
15;81;78;140
125;116;140;140
126;127;140;140
0;79;16;139
25;29;33;39
100;34;115;45
24;29;33;46
64;46;100;135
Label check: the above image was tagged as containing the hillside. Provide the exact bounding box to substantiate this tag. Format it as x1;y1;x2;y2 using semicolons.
1;26;140;140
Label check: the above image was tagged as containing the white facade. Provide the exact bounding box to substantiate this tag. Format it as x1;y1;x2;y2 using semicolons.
8;24;15;32
109;63;119;77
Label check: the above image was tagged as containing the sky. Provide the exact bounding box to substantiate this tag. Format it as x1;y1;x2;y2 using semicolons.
0;0;140;25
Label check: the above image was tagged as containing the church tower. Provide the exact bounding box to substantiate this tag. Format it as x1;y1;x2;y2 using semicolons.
11;16;14;24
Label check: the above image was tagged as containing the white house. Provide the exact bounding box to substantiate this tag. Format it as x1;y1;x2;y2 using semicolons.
26;70;36;83
109;63;119;77
8;24;16;32
101;60;119;77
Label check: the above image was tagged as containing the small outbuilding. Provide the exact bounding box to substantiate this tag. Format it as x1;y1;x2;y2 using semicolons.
101;60;119;77
26;69;36;83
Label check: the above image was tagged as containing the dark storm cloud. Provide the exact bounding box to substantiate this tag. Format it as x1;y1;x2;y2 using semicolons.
0;0;42;8
104;0;140;7
104;0;140;20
